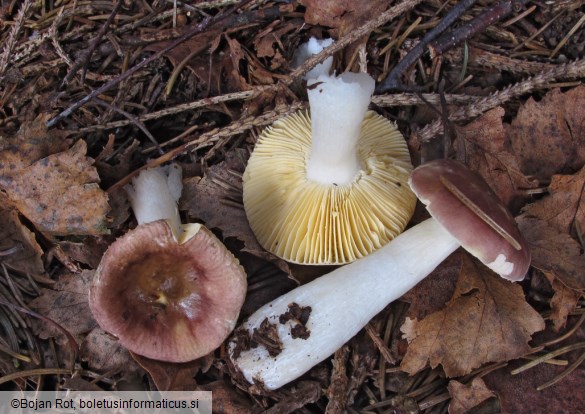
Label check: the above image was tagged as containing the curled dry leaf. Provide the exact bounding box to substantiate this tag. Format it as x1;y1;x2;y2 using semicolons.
0;113;70;175
1;139;110;236
447;377;495;414
29;270;97;341
400;255;545;378
180;148;291;274
455;107;537;208
517;217;585;291
0;202;44;276
520;166;585;236
131;353;208;391
80;327;140;374
544;271;582;332
300;0;389;37
507;86;585;182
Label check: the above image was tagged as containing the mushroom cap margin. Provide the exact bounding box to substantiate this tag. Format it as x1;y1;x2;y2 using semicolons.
408;159;530;281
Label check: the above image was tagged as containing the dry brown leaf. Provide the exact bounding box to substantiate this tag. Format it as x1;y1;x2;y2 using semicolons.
253;22;297;59
300;0;389;37
544;271;582;332
132;353;210;391
181;148;291;274
402;252;461;320
507;86;585;181
517;217;585;291
80;327;140;374
0;113;70;177
1;139;110;236
455;107;537;208
225;35;251;91
447;378;495;414
58;237;109;269
29;270;97;340
520;166;585;235
400;255;545;377
0;203;44;276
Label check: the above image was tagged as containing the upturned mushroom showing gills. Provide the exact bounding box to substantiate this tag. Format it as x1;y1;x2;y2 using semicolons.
243;71;416;265
229;159;530;390
89;165;247;363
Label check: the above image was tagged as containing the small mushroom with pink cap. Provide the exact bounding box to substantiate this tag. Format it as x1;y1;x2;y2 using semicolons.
89;165;247;363
228;159;530;390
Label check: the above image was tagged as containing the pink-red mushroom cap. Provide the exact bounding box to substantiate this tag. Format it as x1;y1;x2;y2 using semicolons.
408;159;530;281
89;220;247;363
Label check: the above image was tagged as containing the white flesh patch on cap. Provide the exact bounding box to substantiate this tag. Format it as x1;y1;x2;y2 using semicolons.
486;253;514;276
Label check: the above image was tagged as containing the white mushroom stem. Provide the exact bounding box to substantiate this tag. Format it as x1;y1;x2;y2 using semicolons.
229;218;460;390
292;37;334;80
306;72;375;185
125;164;183;236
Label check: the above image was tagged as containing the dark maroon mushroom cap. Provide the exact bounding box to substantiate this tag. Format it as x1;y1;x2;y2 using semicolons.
408;159;530;281
89;220;247;362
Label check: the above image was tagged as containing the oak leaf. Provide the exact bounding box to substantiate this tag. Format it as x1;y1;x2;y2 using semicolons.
80;327;140;374
0;113;70;176
507;86;585;181
544;271;582;332
29;270;97;340
454;107;537;208
520;166;585;235
447;378;495;414
300;0;389;37
400;255;545;377
0;203;44;276
517;217;585;291
181;148;291;274
1;139;110;236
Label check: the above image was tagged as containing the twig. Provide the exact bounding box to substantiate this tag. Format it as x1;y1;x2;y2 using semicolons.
365;323;396;365
0;368;75;386
290;0;425;82
106;101;303;193
46;0;255;128
537;350;585;390
429;0;530;56
445;46;557;75
92;99;162;154
376;0;478;93
417;58;585;141
0;0;32;78
78;0;123;85
511;342;585;375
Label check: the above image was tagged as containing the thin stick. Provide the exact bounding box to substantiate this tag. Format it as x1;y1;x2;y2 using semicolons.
430;0;529;56
537;350;585;390
80;0;123;84
0;0;32;77
92;98;163;154
46;0;254;128
418;58;585;141
376;0;478;93
511;342;585;375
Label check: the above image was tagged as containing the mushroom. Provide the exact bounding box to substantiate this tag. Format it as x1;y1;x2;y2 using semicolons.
89;165;247;363
291;37;334;80
229;159;530;390
243;72;416;264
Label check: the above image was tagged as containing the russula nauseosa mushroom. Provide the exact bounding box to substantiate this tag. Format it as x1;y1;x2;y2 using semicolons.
291;37;334;80
229;159;530;390
89;165;247;363
243;71;416;264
